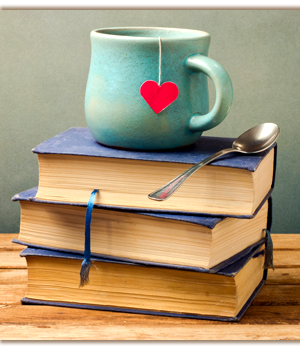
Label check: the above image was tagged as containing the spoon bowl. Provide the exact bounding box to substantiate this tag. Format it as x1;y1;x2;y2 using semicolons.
148;122;280;201
232;123;280;153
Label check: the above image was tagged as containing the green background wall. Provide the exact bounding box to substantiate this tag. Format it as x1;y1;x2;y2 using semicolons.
1;10;299;233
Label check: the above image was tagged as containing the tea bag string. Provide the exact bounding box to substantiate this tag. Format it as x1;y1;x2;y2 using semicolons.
158;36;161;86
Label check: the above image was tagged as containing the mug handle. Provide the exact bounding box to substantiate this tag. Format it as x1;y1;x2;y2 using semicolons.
185;54;233;133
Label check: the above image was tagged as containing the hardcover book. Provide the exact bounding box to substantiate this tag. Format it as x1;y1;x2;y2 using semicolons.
13;187;272;269
32;127;277;217
20;239;268;321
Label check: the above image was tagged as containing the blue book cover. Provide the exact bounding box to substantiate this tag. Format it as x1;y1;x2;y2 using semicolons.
20;239;269;322
13;187;224;228
32;127;274;172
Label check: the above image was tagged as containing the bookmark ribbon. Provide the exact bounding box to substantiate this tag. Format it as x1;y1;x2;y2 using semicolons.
263;229;274;270
79;189;99;287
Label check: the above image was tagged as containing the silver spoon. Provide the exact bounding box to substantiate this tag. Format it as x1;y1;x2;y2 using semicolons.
148;123;280;201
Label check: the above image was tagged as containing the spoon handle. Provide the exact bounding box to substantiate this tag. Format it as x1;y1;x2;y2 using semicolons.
148;148;236;201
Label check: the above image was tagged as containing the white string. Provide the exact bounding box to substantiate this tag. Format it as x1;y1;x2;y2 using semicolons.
158;36;161;86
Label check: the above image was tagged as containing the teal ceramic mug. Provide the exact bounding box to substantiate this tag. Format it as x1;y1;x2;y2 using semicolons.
85;27;233;150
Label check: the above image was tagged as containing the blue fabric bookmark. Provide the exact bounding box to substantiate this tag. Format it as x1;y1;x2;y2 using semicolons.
79;189;99;287
263;229;274;270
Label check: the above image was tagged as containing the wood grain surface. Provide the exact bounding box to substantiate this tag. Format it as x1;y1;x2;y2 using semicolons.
0;233;299;340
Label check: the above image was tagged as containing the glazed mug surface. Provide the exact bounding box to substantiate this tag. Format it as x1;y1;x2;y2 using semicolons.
85;27;233;150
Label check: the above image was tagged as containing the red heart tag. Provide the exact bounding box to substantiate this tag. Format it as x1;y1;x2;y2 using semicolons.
140;80;179;114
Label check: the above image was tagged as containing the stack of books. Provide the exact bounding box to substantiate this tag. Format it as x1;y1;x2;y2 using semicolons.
13;127;276;321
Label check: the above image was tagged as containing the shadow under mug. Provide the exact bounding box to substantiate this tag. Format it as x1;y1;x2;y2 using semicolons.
85;27;233;150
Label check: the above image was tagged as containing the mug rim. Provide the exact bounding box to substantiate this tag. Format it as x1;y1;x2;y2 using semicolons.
91;27;210;41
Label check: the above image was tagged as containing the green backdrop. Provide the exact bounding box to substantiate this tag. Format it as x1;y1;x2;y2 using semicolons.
1;10;299;233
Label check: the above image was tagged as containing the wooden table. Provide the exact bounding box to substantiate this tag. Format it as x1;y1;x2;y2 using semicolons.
0;234;299;340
